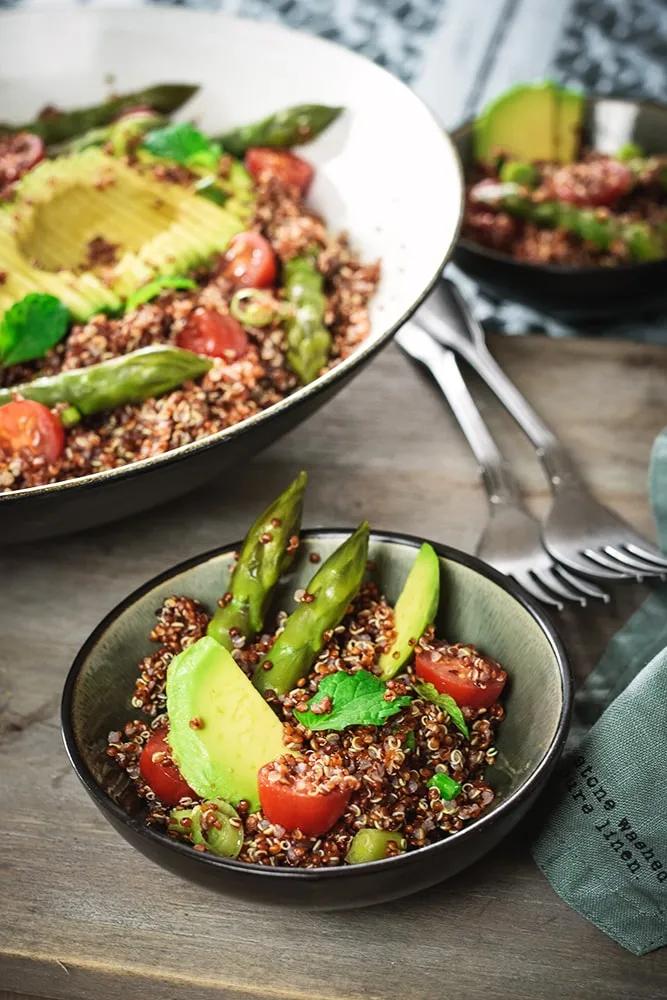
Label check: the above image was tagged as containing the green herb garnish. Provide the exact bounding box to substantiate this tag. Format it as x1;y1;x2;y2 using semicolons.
294;670;412;731
404;731;417;751
428;773;461;801
413;681;469;739
125;275;196;313
143;122;221;171
230;288;284;328
0;293;69;367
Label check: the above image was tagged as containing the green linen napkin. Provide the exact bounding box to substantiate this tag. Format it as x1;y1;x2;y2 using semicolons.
532;429;667;956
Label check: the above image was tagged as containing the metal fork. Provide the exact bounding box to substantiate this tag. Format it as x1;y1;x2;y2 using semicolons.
396;323;607;609
417;279;667;581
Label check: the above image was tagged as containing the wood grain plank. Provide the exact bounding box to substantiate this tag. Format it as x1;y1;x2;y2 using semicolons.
1;334;666;1000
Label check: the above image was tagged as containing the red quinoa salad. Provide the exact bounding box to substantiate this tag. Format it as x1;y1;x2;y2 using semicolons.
463;81;667;266
107;474;508;868
0;88;378;492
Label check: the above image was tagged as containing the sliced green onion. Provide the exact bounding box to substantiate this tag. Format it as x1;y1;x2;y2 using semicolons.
428;772;461;801
230;288;284;328
60;405;82;427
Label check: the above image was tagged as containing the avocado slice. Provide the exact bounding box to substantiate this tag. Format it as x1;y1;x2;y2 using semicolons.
0;148;247;320
377;542;440;681
473;81;584;165
166;636;286;811
557;87;585;163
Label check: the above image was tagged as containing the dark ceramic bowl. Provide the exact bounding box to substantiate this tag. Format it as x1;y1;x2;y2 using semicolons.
0;7;462;544
452;96;667;321
62;529;572;910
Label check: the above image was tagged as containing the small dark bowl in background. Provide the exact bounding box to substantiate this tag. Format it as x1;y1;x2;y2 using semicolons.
452;97;667;321
62;529;571;910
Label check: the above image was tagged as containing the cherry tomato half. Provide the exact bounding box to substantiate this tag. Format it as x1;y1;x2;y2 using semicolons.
258;763;352;836
176;308;249;361
220;231;277;289
245;147;314;194
551;159;633;207
0;132;45;189
0;399;64;463
415;643;507;710
139;728;195;807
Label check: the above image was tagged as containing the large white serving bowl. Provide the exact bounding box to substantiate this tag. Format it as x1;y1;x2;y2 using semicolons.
0;6;462;542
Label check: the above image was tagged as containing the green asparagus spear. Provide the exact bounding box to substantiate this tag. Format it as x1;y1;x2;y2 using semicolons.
219;104;343;157
207;471;308;650
253;522;370;696
0;345;211;414
472;181;666;259
0;84;198;146
283;254;331;385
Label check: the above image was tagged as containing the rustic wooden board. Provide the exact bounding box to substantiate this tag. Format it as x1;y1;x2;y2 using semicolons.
1;333;667;1000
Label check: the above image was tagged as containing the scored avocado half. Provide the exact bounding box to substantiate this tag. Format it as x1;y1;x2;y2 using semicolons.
0;148;247;320
473;81;584;166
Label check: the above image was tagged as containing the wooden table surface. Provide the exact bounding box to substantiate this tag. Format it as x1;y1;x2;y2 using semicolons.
2;333;667;1000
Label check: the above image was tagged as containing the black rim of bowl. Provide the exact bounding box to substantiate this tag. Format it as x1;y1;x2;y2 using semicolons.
452;94;667;278
61;528;572;883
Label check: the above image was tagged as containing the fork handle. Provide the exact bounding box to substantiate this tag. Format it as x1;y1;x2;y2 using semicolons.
408;329;523;506
419;282;582;491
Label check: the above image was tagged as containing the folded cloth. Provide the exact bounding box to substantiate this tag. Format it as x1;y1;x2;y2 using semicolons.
532;429;667;955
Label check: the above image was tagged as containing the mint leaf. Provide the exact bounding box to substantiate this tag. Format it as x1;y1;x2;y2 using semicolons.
428;773;461;801
0;293;69;367
143;122;221;171
413;681;469;739
125;275;196;312
294;670;412;731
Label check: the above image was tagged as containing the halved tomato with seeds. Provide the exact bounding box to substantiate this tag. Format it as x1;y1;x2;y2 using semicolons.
0;399;64;463
220;231;277;289
415;642;507;710
245;147;314;194
551;159;633;207
139;727;195;806
258;755;355;836
176;308;249;361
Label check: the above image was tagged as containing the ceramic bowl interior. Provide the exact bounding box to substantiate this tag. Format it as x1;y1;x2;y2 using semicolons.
452;96;667;319
63;530;571;884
